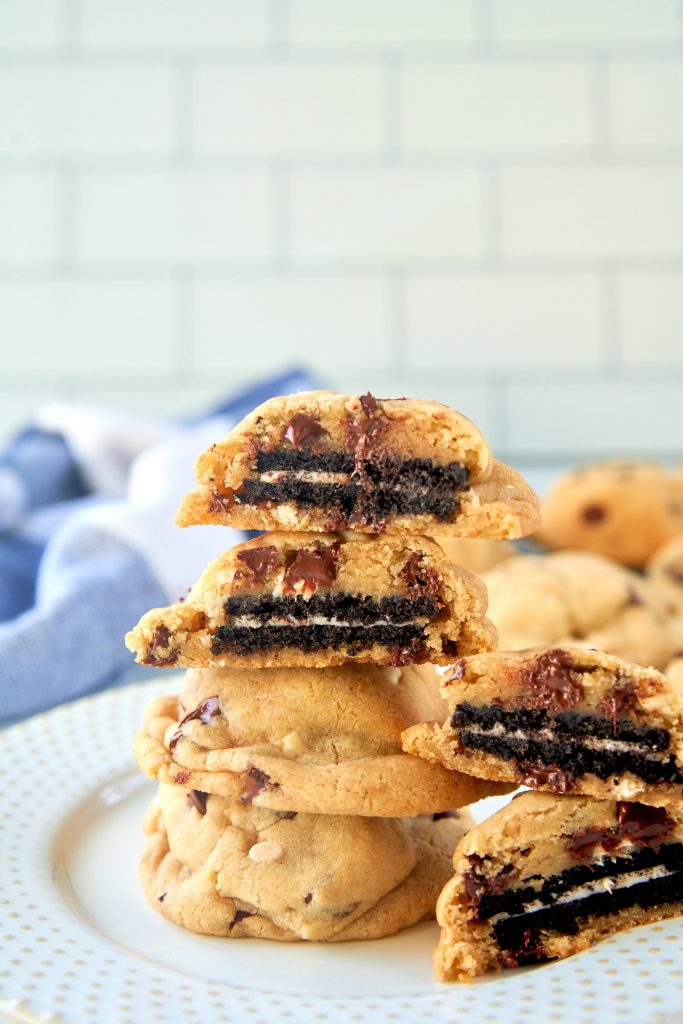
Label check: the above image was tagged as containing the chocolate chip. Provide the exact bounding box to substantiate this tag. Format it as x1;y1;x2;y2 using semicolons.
158;892;167;903
304;892;313;904
519;763;574;793
582;504;606;523
283;544;340;592
187;790;208;815
598;681;637;737
345;392;388;453
169;695;221;755
398;552;442;598
147;624;179;667
285;413;328;449
237;545;279;582
241;766;277;804
570;801;674;859
617;802;675;843
521;649;583;711
231;909;255;926
208;489;239;514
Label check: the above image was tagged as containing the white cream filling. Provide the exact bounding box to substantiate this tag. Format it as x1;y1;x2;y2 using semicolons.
259;470;351;484
230;615;426;629
461;720;665;758
489;861;676;925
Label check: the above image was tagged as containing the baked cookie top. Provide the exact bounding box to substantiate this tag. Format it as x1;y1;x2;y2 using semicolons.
176;391;539;538
535;459;683;568
483;550;680;670
126;531;497;670
135;663;512;816
141;784;474;942
403;646;683;806
434;791;683;980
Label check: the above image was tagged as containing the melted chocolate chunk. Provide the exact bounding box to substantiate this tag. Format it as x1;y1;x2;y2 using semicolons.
231;909;255;926
520;763;574;794
569;802;675;859
237;545;279;582
169;696;221;755
598;681;638;737
283;544;340;592
241;766;277;804
398;552;443;599
186;790;208;815
208;489;239;514
521;649;583;711
284;413;328;449
582;503;607;523
146;624;179;667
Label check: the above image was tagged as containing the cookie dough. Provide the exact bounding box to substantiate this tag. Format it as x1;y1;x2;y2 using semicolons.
135;663;513;816
535;460;683;568
484;550;680;670
176;391;540;538
140;785;474;942
126;532;497;669
434;792;683;980
403;647;683;806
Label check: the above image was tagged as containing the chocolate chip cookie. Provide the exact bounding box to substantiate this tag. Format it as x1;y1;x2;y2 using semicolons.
535;460;683;568
126;532;497;669
141;784;474;942
434;792;683;980
135;663;512;816
176;391;540;538
403;647;683;806
484;550;680;670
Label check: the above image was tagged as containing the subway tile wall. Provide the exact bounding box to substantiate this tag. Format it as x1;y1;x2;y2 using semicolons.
0;0;682;459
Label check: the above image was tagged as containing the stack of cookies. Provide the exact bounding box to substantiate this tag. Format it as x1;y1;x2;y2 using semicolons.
127;391;539;943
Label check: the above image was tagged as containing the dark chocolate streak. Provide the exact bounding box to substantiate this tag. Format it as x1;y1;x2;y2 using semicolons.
483;843;683;954
224;592;442;624
243;451;469;523
211;622;426;655
452;703;683;785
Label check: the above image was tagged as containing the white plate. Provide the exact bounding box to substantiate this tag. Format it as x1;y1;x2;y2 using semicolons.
1;681;682;1024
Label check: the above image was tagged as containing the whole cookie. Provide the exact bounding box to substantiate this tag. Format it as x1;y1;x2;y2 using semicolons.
484;550;680;670
536;460;683;568
134;663;512;816
140;784;474;942
176;391;540;538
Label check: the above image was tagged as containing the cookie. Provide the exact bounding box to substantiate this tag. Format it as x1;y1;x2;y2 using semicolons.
666;657;683;697
134;663;513;816
484;550;680;670
126;532;497;669
403;647;683;806
176;391;540;538
436;537;515;575
647;536;683;620
140;784;474;942
535;460;683;568
434;792;683;981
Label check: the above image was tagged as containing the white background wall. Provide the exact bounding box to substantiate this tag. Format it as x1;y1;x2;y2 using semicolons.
0;0;682;461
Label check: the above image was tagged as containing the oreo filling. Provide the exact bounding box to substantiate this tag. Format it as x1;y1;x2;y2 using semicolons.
452;703;683;786
469;842;683;961
210;592;442;656
234;449;469;526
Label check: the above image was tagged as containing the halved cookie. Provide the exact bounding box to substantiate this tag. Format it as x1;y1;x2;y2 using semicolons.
176;391;539;538
134;663;512;816
434;792;683;980
140;784;474;942
126;532;496;669
403;647;683;805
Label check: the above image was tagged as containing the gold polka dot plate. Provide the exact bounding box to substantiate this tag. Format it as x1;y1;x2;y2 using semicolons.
1;681;683;1024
